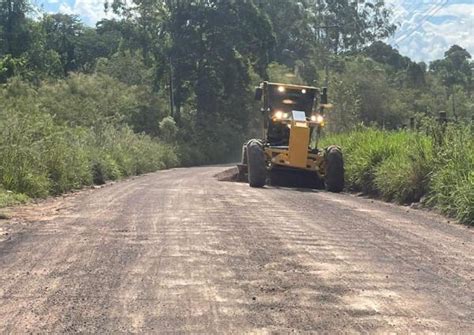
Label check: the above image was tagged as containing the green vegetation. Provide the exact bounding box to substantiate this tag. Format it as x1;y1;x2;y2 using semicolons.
0;190;28;208
0;76;178;202
322;125;474;225
0;1;472;225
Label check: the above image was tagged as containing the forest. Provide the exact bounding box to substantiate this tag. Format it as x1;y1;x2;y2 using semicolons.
0;0;472;223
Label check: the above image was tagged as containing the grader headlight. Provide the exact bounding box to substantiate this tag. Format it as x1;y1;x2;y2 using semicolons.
273;111;289;121
311;114;325;126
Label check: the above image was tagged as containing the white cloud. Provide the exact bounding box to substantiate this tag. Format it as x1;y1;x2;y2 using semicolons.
58;3;74;15
55;0;117;25
385;0;474;62
73;0;114;24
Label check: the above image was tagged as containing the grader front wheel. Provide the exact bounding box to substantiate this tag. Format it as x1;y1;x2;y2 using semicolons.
325;146;344;193
247;140;267;188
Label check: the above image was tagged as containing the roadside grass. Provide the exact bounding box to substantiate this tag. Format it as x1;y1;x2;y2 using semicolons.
322;125;474;225
0;117;179;203
426;126;474;225
0;190;29;208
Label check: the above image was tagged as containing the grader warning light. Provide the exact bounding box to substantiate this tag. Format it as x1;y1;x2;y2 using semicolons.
238;82;344;192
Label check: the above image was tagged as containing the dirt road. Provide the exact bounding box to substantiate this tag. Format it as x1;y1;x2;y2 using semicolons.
0;166;472;333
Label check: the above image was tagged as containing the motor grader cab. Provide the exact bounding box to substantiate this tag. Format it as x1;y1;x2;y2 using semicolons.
238;81;344;192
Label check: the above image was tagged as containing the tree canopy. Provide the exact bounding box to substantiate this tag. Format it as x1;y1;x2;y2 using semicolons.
0;0;472;162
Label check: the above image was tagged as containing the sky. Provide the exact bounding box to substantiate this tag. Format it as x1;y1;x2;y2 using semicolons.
384;0;473;62
34;0;474;63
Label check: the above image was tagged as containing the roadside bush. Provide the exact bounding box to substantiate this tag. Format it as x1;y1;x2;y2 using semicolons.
90;153;122;185
0;98;53;198
43;128;93;194
159;116;178;143
0;189;29;207
37;73;139;128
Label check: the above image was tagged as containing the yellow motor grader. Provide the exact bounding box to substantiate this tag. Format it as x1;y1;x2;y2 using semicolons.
238;82;344;192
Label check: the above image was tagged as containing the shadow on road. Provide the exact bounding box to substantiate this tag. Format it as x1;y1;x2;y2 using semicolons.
215;167;325;192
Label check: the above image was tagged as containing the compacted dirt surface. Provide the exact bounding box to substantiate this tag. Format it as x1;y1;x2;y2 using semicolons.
0;166;472;333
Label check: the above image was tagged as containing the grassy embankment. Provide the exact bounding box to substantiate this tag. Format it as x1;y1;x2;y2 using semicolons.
0;76;179;208
322;126;473;225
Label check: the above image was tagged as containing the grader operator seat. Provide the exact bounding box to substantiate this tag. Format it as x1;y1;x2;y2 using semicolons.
255;82;318;146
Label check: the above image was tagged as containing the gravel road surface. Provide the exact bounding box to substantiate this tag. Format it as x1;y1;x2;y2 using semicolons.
0;166;472;333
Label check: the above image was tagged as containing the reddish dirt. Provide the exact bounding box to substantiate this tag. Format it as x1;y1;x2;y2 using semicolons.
0;166;472;333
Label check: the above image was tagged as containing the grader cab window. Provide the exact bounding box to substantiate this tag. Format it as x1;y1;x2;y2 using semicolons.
262;84;318;146
267;85;317;117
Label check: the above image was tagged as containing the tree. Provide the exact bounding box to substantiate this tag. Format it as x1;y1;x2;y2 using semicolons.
317;0;396;55
0;0;31;57
364;41;411;71
42;14;85;75
406;62;425;88
430;45;472;91
430;45;473;119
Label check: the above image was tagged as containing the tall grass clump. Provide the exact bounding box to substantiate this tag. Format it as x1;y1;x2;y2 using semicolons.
322;128;415;195
374;134;433;203
427;125;473;224
322;125;473;225
0;189;29;207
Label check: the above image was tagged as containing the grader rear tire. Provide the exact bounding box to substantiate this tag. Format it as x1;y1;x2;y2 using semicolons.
325;146;344;193
247;140;266;188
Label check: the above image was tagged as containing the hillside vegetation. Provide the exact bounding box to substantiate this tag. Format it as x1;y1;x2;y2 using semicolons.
0;76;179;205
0;1;472;224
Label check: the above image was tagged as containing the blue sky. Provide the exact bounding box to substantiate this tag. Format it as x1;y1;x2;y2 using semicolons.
34;0;474;63
33;0;112;26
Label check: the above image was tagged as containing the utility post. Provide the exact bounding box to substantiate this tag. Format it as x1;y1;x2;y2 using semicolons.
435;111;448;147
471;113;474;133
323;23;329;87
169;56;175;118
451;88;457;121
438;111;448;125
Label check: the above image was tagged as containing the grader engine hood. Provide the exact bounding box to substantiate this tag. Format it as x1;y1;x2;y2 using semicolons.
288;111;310;169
